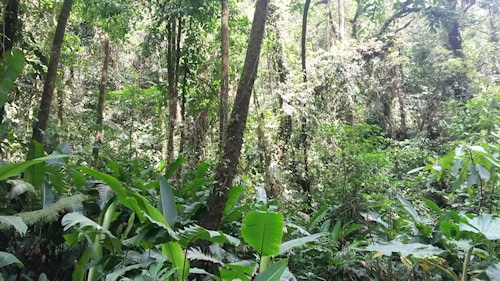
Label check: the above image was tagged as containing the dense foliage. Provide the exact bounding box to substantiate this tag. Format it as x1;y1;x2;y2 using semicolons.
0;0;498;280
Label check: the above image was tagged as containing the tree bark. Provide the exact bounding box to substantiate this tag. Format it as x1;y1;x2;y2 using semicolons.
0;0;19;125
166;16;181;160
338;0;345;46
30;0;73;147
219;0;229;149
301;0;311;81
92;32;110;166
300;0;312;205
198;0;269;231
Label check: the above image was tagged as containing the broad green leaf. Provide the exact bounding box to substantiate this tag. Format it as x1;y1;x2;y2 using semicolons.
80;167;170;227
105;263;149;281
41;179;54;209
159;176;177;227
25;141;46;189
0;215;28;235
407;166;424;174
397;193;422;222
366;241;444;258
308;205;329;232
486;263;500;281
178;224;240;248
475;164;490;181
165;158;186;179
162;241;189;281
220;262;255;281
224;185;245;214
0;154;70;181
279;233;324;255
6;179;35;199
360;211;388;228
0;251;23;268
254;259;288;281
61;212;112;234
330;220;342;245
242;211;284;256
220;266;251;281
420;197;442;216
460;214;500;240
0;49;25;105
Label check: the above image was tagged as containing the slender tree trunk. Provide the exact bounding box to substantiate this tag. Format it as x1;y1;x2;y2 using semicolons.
220;0;229;149
167;17;181;160
351;0;361;39
447;19;471;101
92;32;110;166
30;0;73;147
301;0;311;81
338;0;345;46
198;0;269;231
0;0;19;125
300;0;312;205
490;7;499;43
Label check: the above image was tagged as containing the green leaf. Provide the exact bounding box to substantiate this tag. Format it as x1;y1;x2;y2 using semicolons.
0;251;23;268
178;224;240;248
162;241;189;281
159;176;178;227
241;211;284;257
486;263;500;281
80;167;170;228
330;220;342;246
25;141;46;189
165;158;186;179
220;262;255;281
61;212;113;235
308;205;329;232
475;164;490;181
224;185;245;214
6;179;35;199
41;179;54;209
407;166;424;174
0;215;28;235
0;49;25;106
254;259;288;281
0;154;70;181
397;193;422;222
420;197;442;216
460;213;500;240
279;233;324;255
105;263;149;281
360;211;388;228
366;241;444;258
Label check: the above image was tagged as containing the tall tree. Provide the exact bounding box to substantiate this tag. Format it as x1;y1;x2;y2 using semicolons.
299;0;312;205
219;0;229;148
198;0;269;231
0;0;19;125
166;15;182;160
92;32;110;166
30;0;73;147
338;0;345;46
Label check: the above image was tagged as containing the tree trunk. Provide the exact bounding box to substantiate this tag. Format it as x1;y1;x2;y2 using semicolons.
220;0;229;149
166;17;181;160
30;0;73;147
92;33;110;166
301;0;311;81
300;0;312;206
198;0;269;231
338;0;345;46
0;0;19;125
351;0;361;39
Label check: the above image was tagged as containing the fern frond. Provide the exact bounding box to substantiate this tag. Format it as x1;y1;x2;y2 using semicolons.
186;247;223;265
